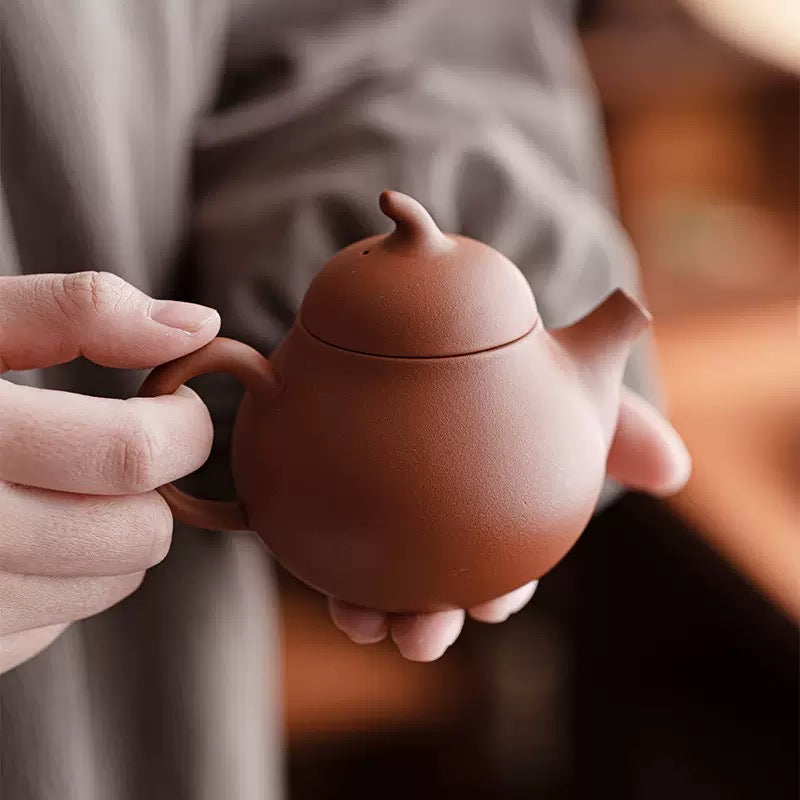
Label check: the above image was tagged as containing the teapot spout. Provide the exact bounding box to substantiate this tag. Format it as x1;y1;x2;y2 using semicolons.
552;289;652;437
561;289;651;355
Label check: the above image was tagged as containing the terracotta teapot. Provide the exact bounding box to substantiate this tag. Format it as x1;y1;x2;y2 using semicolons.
140;191;675;612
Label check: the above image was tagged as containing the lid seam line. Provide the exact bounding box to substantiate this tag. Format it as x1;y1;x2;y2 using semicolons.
296;318;541;361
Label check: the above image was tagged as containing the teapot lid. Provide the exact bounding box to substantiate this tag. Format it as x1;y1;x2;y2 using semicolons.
300;191;538;358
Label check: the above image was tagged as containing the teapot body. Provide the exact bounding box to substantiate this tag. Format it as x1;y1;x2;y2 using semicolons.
231;322;608;612
139;192;673;614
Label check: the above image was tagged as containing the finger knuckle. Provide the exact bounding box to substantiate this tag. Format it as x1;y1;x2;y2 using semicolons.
106;415;163;493
58;271;131;319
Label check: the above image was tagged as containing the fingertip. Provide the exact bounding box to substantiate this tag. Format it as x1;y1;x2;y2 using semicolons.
193;309;222;345
642;419;692;497
390;609;465;662
0;623;71;674
102;571;147;612
468;581;538;623
173;384;203;403
652;445;693;497
134;307;220;368
327;598;389;645
394;641;448;663
611;388;694;498
145;491;175;568
148;300;221;337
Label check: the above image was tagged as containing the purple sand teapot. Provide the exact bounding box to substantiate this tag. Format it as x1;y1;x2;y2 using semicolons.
140;191;688;612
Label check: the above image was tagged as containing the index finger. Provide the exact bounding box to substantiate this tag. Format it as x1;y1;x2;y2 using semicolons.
0;272;219;372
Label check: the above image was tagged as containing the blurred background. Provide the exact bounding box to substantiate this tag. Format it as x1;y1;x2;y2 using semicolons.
277;2;798;798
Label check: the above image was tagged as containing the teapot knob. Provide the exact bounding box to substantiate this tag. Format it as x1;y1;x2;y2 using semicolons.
379;190;452;253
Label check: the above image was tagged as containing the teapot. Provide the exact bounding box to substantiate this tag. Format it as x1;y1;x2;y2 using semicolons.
140;191;685;612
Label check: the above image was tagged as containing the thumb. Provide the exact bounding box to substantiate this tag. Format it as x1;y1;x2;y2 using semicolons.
0;272;220;372
606;387;692;497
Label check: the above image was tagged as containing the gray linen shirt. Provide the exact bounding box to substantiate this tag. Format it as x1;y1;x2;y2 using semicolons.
0;1;653;797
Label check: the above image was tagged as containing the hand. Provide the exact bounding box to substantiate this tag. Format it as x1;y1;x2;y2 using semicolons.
328;385;691;661
0;272;220;675
328;582;539;662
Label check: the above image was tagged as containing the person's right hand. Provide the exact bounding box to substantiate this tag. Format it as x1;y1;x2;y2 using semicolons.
0;272;220;675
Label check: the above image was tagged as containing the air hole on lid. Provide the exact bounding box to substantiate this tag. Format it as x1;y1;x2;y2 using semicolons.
361;250;370;255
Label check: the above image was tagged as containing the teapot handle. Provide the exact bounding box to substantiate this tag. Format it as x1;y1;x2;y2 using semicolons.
137;337;276;532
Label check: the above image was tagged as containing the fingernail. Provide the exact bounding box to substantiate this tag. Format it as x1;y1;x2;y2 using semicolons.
149;299;219;332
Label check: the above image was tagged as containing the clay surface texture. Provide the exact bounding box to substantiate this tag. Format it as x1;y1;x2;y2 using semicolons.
140;191;655;612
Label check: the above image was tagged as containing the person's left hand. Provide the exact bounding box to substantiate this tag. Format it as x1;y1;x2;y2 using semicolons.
326;385;691;661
